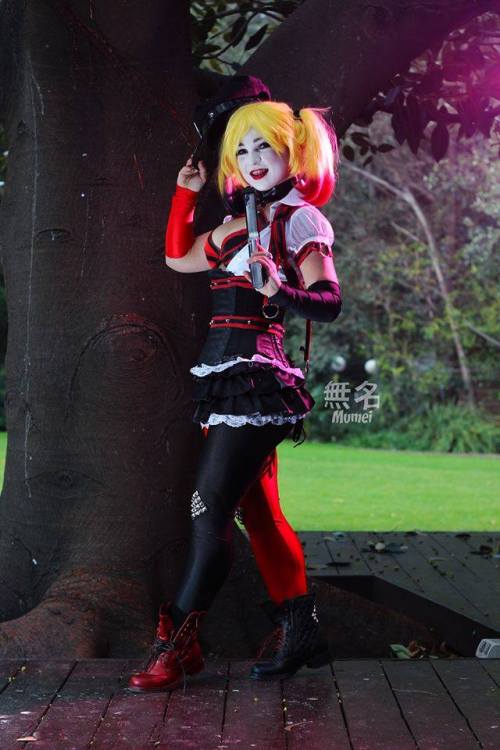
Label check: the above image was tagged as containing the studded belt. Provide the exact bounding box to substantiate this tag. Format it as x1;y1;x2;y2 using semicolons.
208;315;284;334
210;276;252;290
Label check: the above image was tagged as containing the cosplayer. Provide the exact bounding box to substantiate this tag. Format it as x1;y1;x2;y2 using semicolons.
128;77;342;693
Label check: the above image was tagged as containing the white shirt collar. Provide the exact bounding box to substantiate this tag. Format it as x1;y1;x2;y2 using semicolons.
269;186;308;220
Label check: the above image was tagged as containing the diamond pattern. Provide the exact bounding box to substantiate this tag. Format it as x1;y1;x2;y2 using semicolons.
191;490;207;519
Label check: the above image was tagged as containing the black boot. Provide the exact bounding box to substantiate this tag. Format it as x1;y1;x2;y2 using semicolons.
249;593;332;680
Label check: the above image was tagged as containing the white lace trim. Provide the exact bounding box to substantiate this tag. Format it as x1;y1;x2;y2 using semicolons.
190;355;305;379
200;412;308;428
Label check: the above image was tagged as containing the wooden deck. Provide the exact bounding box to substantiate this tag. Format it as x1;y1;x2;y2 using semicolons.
0;657;499;748
300;531;500;655
1;531;499;748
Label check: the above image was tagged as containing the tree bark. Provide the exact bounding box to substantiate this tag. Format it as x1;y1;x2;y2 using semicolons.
0;0;210;657
0;0;495;657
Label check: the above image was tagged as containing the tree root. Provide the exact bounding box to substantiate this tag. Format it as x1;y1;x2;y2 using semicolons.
0;567;155;658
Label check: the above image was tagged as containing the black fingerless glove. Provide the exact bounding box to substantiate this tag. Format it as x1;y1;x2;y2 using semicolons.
267;279;342;323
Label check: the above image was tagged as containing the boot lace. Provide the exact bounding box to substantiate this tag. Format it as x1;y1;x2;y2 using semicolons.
256;625;285;660
143;635;189;695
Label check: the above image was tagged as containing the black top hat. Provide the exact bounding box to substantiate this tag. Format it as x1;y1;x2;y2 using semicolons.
192;75;271;171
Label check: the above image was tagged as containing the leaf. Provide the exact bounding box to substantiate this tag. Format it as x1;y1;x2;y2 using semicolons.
461;44;485;69
197;43;220;55
478;110;494;138
352;114;374;127
244;25;268;51
342;145;355;161
390;644;412;659
431;122;449;162
416;69;443;95
229;16;247;47
377;143;395;153
391;104;407;145
406;95;423;155
442;62;470;82
384;86;402;109
483;63;500;99
351;131;371;147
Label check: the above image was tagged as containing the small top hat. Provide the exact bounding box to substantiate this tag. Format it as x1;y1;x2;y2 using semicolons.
192;75;271;171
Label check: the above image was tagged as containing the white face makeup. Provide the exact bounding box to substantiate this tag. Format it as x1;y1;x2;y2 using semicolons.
236;127;290;191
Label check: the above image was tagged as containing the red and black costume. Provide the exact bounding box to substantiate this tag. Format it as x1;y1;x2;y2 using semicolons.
128;76;342;694
190;186;340;434
170;185;341;620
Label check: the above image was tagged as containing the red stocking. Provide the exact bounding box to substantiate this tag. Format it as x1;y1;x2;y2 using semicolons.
200;426;307;604
238;448;308;605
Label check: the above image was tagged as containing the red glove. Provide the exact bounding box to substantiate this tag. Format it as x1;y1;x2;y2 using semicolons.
165;185;198;259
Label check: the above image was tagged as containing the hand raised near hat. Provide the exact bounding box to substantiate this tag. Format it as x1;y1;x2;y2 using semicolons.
176;155;208;192
242;245;283;297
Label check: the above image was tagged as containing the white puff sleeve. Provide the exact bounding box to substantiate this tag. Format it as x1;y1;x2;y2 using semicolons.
286;205;335;265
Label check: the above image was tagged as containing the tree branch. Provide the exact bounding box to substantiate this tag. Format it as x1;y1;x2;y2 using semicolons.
240;0;499;137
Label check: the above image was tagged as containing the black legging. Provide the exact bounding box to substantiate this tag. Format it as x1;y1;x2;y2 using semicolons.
174;420;294;613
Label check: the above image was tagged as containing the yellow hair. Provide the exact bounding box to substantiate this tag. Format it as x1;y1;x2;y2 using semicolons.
217;101;339;205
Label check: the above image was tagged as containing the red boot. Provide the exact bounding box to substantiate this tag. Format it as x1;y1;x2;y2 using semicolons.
128;602;207;692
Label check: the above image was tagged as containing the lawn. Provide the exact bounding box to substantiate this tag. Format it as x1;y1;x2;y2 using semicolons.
277;440;499;531
0;432;498;531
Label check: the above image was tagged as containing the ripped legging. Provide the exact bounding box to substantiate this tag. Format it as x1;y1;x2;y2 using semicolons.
173;421;308;614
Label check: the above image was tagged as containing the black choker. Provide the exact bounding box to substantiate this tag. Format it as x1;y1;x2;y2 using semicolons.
223;176;297;216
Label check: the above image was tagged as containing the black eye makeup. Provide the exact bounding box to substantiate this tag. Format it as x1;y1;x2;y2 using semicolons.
236;141;270;156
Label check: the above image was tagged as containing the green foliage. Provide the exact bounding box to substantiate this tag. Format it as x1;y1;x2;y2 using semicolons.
283;127;498;453
338;403;500;453
190;1;299;74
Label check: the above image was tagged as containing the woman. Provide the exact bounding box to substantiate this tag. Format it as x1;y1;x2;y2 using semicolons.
128;97;342;693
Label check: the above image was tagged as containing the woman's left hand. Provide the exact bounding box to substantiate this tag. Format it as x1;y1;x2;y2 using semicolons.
242;245;282;297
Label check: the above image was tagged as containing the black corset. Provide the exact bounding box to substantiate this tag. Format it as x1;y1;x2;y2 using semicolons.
194;269;292;368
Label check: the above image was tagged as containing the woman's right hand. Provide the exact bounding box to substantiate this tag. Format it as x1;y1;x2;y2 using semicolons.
177;155;208;192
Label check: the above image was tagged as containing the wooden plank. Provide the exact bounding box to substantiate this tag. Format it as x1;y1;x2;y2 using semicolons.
20;659;128;749
480;658;500;687
301;530;373;576
148;660;228;749
301;531;342;577
220;660;285;750
373;530;487;618
332;659;417;749
403;532;495;623
0;660;24;693
430;533;500;611
432;658;500;750
283;664;351;749
346;531;424;593
0;659;74;747
92;666;168;749
322;532;373;576
353;531;499;654
382;659;481;749
462;532;500;551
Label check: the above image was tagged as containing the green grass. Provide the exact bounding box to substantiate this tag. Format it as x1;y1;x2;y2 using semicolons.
277;441;500;531
0;432;498;531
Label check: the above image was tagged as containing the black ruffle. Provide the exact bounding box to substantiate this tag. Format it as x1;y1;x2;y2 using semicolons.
191;360;315;423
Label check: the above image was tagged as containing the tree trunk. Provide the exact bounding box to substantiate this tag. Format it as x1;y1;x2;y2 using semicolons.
0;0;495;657
0;0;211;657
